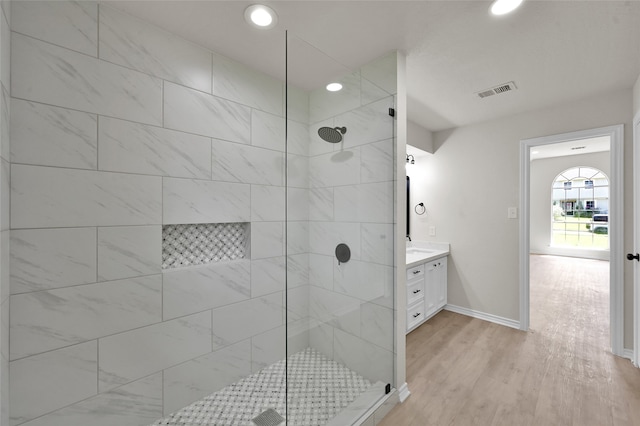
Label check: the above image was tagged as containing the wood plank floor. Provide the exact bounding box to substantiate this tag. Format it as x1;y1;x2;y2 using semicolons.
378;254;640;426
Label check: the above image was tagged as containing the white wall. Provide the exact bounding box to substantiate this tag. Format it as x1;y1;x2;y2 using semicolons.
417;89;633;348
634;73;640;117
408;120;433;153
530;151;610;260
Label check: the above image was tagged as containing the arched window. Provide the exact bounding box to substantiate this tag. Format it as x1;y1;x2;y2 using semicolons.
551;167;609;249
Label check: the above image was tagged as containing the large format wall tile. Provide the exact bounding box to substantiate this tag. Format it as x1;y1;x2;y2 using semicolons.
99;6;212;93
360;139;394;184
339;97;394;149
162;178;250;224
211;52;282;115
251;326;285;372
251;256;285;297
162;260;251;320
10;227;97;294
211;140;285;186
10;341;97;425
361;224;394;266
212;293;283;351
11;99;97;169
98;311;211;392
309;221;360;259
0;86;8;163
0;5;9;90
164;82;250;143
333;329;393;385
334;260;393;310
360;52;398;96
334;182;394;223
12;33;162;126
163;340;251;416
251;109;284;152
98;117;211;179
18;373;162;426
11;0;98;57
251;185;285;222
360;302;394;351
250;222;284;259
97;225;161;282
308;286;361;337
11;165;162;228
309;148;361;188
10;275;162;359
0;158;8;231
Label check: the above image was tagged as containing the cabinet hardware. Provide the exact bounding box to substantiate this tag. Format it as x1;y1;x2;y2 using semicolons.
413;289;421;294
413;313;421;318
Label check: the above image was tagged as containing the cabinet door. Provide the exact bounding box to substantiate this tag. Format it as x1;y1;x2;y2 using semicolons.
424;261;438;317
435;257;447;309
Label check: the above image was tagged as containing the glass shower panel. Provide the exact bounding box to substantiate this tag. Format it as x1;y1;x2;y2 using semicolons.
285;33;397;425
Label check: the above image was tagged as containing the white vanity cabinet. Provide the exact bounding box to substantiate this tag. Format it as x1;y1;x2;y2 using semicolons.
406;256;447;333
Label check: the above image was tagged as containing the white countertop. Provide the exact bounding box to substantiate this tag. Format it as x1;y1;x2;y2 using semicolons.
406;241;450;268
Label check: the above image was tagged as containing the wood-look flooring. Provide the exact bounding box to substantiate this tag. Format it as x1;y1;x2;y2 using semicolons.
378;254;640;426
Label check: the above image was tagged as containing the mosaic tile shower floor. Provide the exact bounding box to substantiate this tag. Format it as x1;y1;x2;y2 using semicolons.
151;348;372;426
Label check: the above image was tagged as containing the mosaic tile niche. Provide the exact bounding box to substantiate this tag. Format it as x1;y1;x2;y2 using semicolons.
162;223;249;269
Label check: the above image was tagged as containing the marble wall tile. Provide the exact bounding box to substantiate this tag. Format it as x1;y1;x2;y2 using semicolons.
251;185;285;222
361;77;392;106
98;312;211;392
309;221;360;259
251;109;284;152
360;139;394;184
163;340;251;416
334;260;393;309
309;187;333;221
99;6;212;93
339;97;394;150
162;260;250;320
0;158;8;231
10;341;97;425
162;178;250;225
308;286;361;337
309;71;361;124
286;187;309;222
98;117;211;179
308;254;333;290
12;0;98;57
10;227;97;294
361;223;394;266
0;86;8;163
212;52;283;115
251;256;285;298
164;82;250;143
360;52;398;96
251;326;285;372
286;253;309;290
18;373;162;426
12;33;162;126
286;153;309;189
10;274;162;360
0;0;8;26
360;302;394;351
11;99;97;169
286;119;309;157
97;225;161;282
334;182;394;224
333;329;393;385
309;148;361;188
287;317;309;356
308;117;336;157
0;325;6;426
11;165;162;228
286;221;309;256
250;222;284;259
0;231;7;303
212;293;283;350
211;139;284;186
287;285;308;324
309;320;334;360
0;7;8;90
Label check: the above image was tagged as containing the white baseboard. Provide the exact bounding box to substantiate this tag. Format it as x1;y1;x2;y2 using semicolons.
622;348;634;361
444;304;521;330
398;382;410;402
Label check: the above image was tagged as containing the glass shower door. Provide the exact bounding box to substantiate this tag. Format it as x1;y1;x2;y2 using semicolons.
285;33;397;425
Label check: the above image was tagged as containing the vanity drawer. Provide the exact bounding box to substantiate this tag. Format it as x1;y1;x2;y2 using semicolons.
407;302;425;330
407;280;425;305
407;264;424;280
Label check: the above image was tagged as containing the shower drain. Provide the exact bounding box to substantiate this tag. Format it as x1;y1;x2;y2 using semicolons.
252;408;284;426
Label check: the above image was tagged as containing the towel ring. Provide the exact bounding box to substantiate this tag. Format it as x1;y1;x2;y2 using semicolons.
414;203;426;215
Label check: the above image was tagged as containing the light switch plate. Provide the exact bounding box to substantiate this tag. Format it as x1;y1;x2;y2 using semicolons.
428;225;436;236
508;207;518;219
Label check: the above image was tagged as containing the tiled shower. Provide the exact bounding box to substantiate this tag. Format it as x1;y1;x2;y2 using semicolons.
0;2;398;425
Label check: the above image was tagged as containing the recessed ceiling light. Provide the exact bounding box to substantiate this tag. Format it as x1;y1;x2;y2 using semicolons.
490;0;524;16
244;4;278;29
326;83;343;92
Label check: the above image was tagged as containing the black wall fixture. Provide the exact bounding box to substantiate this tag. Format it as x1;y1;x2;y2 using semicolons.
406;176;410;239
335;243;351;265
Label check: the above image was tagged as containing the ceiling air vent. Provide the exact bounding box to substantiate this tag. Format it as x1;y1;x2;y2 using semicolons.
476;81;517;99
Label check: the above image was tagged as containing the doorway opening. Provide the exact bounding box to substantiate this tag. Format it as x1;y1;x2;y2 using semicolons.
520;125;624;357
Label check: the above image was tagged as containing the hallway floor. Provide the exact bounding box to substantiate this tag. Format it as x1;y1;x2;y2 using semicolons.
378;254;640;426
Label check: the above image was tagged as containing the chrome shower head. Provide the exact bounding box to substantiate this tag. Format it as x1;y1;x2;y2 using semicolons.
317;126;347;143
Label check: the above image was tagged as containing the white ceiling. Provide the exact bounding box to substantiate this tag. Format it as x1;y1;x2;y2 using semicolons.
107;0;640;132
